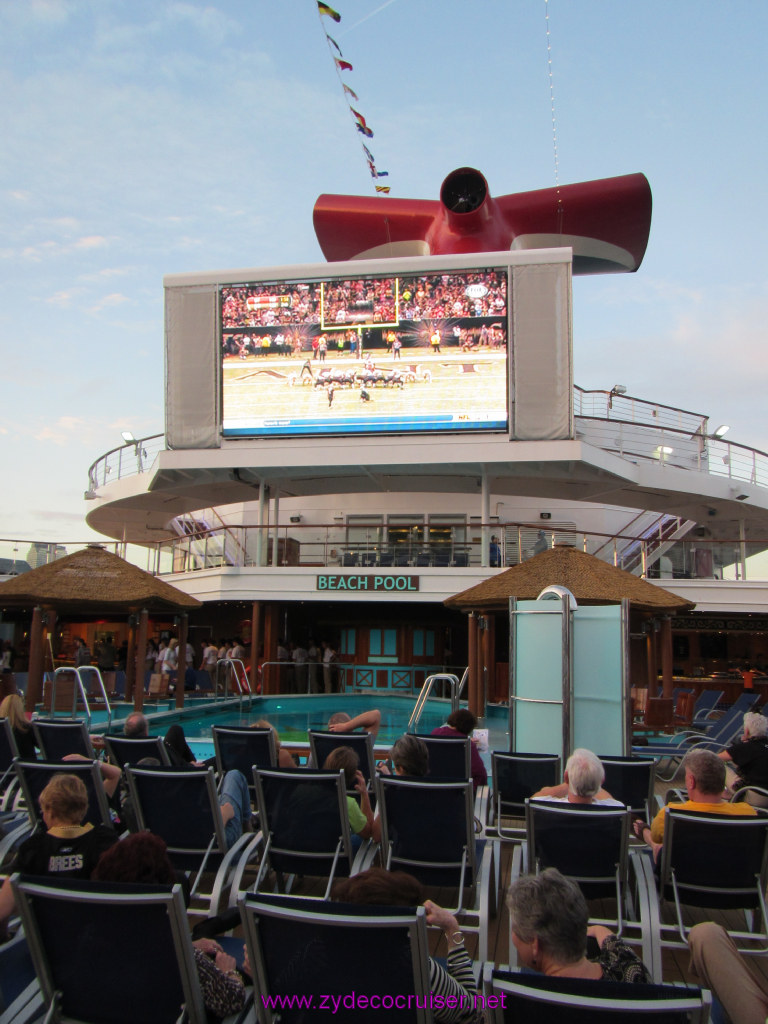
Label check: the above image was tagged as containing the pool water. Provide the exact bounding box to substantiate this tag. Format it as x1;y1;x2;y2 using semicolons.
108;693;510;770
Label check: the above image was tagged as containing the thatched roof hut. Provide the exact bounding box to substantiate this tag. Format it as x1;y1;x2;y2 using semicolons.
444;546;694;614
0;545;201;612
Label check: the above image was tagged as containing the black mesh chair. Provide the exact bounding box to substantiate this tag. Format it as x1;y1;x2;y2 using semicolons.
375;774;496;959
12;875;252;1024
487;752;561;838
103;735;171;769
125;764;260;916
650;808;768;967
31;719;94;761
599;755;657;820
0;718;20;810
212;726;276;797
308;730;375;787
482;965;710;1023
251;767;358;900
521;799;655;977
239;892;432;1023
14;758;113;829
414;734;471;780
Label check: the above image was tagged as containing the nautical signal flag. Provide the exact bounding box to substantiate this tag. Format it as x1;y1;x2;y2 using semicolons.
317;2;341;22
315;2;391;193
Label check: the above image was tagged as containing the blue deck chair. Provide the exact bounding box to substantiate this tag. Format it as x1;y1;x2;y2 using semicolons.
212;726;276;796
102;734;171;769
519;799;656;977
599;755;657;821
632;692;760;779
31;718;94;761
482;964;710;1023
0;719;20;812
308;730;375;788
414;734;471;780
251;767;360;900
11;875;251;1024
644;808;768;980
375;774;496;960
239;892;432;1023
13;758;113;829
125;764;260;916
689;688;725;727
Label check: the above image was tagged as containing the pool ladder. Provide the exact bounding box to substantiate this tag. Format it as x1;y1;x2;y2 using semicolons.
407;668;468;732
47;666;113;732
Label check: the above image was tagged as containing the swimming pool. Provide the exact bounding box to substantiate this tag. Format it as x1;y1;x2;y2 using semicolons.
108;693;510;769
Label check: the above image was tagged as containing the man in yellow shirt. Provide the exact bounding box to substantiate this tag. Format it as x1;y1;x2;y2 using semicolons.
634;748;756;860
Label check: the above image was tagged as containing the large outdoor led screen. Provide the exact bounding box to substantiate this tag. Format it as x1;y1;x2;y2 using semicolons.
220;267;509;437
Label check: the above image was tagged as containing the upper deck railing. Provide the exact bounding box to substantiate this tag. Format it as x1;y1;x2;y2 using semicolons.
85;388;768;492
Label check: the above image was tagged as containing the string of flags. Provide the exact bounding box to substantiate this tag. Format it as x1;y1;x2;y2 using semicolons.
316;1;391;194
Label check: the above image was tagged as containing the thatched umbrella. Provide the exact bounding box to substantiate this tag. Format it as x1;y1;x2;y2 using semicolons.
0;545;201;712
445;546;695;613
444;547;695;714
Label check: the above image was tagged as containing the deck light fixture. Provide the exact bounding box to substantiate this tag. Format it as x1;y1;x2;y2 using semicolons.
713;424;730;437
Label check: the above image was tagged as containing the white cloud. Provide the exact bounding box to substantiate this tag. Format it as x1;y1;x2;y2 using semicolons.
86;292;130;315
74;234;107;250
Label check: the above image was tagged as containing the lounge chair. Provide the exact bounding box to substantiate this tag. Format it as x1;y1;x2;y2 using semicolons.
308;730;375;788
375;774;496;960
599;755;657;821
413;734;471;780
11;875;251;1024
125;764;260;916
31;718;95;760
251;766;363;900
486;752;561;840
644;807;768;980
482;965;710;1023
13;758;113;829
212;725;276;797
102;735;171;769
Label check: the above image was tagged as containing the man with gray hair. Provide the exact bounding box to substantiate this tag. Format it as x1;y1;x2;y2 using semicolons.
532;748;623;806
718;711;768;803
634;747;757;861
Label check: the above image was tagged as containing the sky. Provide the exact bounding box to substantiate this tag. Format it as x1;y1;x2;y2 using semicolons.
0;0;766;548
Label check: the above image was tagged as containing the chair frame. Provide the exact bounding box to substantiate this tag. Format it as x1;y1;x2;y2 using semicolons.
486;752;561;839
11;876;213;1024
125;764;260;916
308;729;375;785
375;773;496;960
13;757;113;829
414;734;471;780
31;718;95;761
599;755;657;821
648;807;768;972
518;799;656;978
482;964;711;1023
212;725;276;793
239;892;433;1023
102;734;171;769
251;766;359;900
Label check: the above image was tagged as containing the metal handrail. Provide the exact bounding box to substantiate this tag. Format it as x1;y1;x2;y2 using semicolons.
49;666;112;732
407;673;461;733
216;658;254;709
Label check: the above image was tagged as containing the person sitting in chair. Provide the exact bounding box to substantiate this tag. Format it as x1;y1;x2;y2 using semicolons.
718;711;768;806
0;774;119;930
532;748;622;806
332;867;484;1023
322;746;374;851
92;832;246;1019
634;747;757;861
371;734;430;843
431;708;488;790
507;868;651;983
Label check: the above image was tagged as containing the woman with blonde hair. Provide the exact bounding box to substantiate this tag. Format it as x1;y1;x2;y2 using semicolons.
0;692;37;760
253;719;295;768
0;774;118;927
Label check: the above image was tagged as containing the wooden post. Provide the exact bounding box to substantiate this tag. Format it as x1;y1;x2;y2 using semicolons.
125;615;137;702
250;601;261;694
135;609;149;709
467;613;479;718
646;622;657;693
660;616;673;700
176;614;188;709
25;606;44;714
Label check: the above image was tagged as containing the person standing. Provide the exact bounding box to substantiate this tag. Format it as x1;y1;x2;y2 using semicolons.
321;641;337;694
73;637;92;667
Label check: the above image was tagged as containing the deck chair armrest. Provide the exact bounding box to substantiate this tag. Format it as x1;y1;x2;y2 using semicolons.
473;785;490;833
